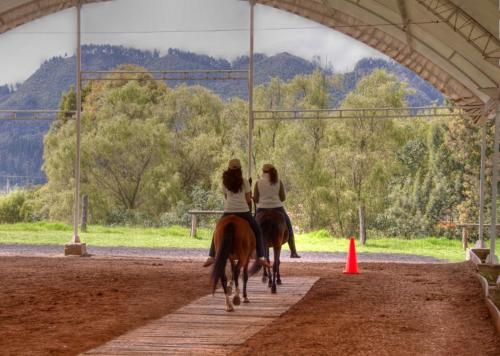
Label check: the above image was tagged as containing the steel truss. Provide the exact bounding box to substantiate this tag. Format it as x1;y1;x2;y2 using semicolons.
0;106;480;122
415;0;500;65
81;69;249;82
0;109;75;121
253;105;482;121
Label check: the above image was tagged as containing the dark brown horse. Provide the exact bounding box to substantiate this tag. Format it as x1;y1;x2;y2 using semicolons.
256;210;288;293
210;215;261;312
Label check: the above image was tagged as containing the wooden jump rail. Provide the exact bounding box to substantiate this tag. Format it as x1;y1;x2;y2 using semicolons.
189;210;224;238
439;222;500;250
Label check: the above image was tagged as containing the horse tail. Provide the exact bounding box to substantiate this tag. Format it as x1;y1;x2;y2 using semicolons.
210;222;234;294
248;257;262;276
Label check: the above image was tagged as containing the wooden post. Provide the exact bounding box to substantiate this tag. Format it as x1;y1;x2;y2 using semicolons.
359;205;366;245
462;226;468;251
81;194;88;232
190;214;198;238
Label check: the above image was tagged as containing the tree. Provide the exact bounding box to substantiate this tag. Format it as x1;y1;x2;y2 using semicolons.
43;65;182;221
338;70;408;244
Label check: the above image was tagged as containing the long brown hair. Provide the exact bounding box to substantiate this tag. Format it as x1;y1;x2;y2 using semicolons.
264;167;278;185
223;167;244;193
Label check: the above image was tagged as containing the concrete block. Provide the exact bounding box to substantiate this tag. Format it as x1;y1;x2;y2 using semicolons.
64;243;87;256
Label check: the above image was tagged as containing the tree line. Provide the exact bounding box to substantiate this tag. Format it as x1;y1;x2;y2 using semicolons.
0;64;493;242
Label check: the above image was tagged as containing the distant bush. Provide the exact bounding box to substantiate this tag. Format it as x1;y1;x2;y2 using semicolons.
0;190;26;223
105;210;155;227
160;201;190;227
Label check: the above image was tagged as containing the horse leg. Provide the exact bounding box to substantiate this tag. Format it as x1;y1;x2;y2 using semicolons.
271;246;278;293
262;247;269;283
243;265;250;303
266;248;272;287
221;273;233;312
232;263;241;306
276;247;282;285
267;263;272;288
227;260;235;296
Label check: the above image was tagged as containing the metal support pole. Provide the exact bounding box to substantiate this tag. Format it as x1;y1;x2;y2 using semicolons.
247;0;255;178
478;124;486;247
72;0;82;244
488;102;500;264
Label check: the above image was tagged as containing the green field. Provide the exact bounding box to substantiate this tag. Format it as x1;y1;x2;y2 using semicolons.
0;222;469;261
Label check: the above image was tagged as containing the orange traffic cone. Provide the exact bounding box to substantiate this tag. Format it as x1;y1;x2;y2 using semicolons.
343;237;359;274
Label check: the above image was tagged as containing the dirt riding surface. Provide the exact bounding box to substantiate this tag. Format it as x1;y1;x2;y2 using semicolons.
0;256;499;355
233;262;500;356
0;256;209;355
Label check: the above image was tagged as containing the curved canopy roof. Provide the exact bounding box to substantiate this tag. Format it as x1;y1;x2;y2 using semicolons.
0;0;499;122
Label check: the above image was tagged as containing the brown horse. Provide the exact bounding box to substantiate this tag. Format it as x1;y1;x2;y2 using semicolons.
210;215;261;312
256;210;288;293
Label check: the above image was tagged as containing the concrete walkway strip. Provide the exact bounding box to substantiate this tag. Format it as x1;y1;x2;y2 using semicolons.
83;276;319;355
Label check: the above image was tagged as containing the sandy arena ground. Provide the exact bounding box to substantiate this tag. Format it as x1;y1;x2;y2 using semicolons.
0;256;499;355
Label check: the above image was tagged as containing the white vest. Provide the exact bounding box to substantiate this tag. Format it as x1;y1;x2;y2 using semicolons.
223;179;251;212
256;174;283;208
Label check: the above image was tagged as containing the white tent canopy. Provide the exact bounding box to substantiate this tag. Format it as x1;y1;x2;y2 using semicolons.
0;0;499;121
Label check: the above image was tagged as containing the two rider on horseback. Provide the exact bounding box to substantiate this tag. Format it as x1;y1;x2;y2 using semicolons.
204;158;300;268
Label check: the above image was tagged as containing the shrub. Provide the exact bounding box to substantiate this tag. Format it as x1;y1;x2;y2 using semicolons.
0;190;26;223
160;201;190;227
105;210;155;227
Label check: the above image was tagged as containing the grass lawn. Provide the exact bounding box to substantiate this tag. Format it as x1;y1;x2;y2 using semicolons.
0;222;467;262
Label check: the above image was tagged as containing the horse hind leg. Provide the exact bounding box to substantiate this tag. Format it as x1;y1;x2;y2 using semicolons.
243;265;250;303
271;246;280;293
276;247;282;285
227;260;235;296
221;274;234;312
268;264;272;288
232;263;241;306
262;248;270;284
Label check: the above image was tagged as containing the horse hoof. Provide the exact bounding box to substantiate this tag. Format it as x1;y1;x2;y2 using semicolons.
277;279;282;285
226;305;234;312
233;295;241;305
243;297;250;303
271;286;277;294
261;276;267;283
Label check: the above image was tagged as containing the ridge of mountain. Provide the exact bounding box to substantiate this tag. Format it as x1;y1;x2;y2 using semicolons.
0;45;444;186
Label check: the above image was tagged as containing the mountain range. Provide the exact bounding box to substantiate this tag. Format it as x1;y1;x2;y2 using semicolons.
0;44;444;187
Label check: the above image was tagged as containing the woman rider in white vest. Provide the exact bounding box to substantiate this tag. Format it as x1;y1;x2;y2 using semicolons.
254;163;301;258
204;159;270;267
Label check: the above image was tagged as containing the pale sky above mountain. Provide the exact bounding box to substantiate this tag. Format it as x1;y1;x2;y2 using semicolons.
0;0;386;86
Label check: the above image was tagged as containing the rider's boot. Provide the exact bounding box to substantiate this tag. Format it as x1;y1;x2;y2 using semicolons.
203;256;215;267
258;257;271;268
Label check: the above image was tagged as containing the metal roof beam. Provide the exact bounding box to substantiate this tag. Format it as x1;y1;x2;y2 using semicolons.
253;106;482;121
81;69;249;82
415;0;500;65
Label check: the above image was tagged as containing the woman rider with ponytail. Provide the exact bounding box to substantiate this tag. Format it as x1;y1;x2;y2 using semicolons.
204;159;270;267
254;163;301;258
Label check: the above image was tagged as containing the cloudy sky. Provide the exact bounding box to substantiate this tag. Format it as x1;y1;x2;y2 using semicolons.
0;0;386;86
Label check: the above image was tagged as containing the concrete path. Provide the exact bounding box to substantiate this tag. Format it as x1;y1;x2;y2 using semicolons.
83;276;319;355
0;244;447;263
